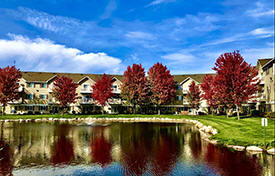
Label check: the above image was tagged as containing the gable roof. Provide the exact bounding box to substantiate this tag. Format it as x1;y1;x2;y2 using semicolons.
173;73;215;84
257;58;273;68
21;71;216;85
262;58;275;69
21;71;124;83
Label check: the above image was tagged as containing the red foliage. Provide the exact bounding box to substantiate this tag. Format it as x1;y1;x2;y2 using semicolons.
213;51;260;118
91;74;113;107
121;64;148;107
90;134;112;167
0;140;13;175
187;81;201;110
53;76;78;107
0;66;22;110
148;63;176;106
51;136;74;166
151;137;179;175
201;75;219;110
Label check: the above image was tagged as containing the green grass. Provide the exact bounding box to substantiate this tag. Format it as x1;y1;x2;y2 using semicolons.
0;114;274;148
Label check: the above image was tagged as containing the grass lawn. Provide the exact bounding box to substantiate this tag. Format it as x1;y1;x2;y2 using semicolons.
0;114;274;148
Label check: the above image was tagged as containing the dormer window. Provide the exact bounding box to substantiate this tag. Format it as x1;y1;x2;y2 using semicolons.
28;83;34;88
112;85;118;91
83;84;89;89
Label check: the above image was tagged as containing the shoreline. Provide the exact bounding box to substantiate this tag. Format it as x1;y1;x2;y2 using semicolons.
1;116;274;155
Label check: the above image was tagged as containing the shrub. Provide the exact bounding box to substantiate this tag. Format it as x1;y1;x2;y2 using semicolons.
250;109;260;116
265;112;275;119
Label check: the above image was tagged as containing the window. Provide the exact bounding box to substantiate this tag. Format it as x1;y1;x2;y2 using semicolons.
177;95;182;101
28;83;34;88
40;94;47;99
112;85;117;91
28;94;34;100
83;84;89;89
177;85;182;90
83;95;90;102
41;83;47;88
265;67;269;74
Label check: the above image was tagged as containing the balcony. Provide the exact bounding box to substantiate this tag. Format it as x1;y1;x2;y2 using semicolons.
80;88;92;94
109;98;121;104
112;89;121;94
182;89;188;94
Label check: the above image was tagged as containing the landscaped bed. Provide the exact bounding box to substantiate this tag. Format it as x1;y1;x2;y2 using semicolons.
0;114;274;149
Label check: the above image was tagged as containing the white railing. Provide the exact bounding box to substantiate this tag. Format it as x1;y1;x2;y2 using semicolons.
80;88;92;93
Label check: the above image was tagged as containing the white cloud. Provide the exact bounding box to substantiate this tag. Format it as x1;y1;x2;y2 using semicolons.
250;27;273;37
246;2;275;17
125;31;155;40
0;34;122;74
241;47;274;64
161;52;196;65
12;7;81;33
100;0;117;19
146;0;176;7
203;27;274;46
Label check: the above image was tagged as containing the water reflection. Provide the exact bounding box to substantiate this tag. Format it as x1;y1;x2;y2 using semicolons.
0;121;273;176
0;139;13;176
90;127;112;167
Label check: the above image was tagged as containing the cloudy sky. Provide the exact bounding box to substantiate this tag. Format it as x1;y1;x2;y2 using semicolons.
0;0;274;74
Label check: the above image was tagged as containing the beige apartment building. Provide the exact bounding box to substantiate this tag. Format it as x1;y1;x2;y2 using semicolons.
1;58;274;114
257;58;275;112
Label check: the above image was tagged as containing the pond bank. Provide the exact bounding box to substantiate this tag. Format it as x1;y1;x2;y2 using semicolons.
1;115;274;155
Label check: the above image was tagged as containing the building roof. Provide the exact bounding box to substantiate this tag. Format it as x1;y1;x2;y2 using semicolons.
257;58;273;68
21;71;215;84
173;73;215;84
21;71;123;83
262;58;275;69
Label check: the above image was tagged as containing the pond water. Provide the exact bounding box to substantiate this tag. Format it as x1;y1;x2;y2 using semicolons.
0;121;274;176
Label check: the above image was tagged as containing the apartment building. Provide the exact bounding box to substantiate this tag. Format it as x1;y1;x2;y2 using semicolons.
5;72;124;114
258;58;275;112
2;58;274;114
2;71;214;115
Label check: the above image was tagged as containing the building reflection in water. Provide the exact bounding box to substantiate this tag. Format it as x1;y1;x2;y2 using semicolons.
0;121;273;176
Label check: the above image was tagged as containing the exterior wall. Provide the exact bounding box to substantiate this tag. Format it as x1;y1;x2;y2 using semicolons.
263;63;275;112
180;78;208;113
3;66;273;114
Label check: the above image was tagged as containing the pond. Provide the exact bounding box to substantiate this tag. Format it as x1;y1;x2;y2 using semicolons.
0;121;274;176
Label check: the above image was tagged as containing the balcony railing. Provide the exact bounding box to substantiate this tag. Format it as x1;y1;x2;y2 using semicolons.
112;89;121;94
80;88;92;93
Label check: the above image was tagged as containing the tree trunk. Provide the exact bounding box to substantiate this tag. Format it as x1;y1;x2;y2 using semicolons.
101;106;104;115
158;107;160;115
2;105;6;116
236;105;240;120
226;108;229;118
133;104;136;114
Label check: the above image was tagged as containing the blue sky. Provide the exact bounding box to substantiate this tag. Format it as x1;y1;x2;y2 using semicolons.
0;0;274;74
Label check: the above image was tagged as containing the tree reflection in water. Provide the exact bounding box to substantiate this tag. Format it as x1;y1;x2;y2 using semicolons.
151;136;181;176
204;143;263;176
120;123;183;176
90;127;112;167
51;124;74;166
0;140;13;176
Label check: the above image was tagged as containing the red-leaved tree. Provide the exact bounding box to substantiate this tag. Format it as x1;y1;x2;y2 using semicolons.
53;76;78;114
186;81;201;115
201;75;219;115
121;64;148;114
91;74;113;114
213;51;260;120
148;63;176;115
0;66;22;115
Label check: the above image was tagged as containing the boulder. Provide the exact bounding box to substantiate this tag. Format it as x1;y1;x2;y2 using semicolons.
267;148;275;155
233;146;245;151
246;146;263;153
